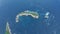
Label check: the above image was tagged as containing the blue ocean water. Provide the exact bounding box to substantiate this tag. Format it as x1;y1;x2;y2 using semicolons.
0;0;60;34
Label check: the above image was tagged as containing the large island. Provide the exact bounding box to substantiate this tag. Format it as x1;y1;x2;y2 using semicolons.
16;10;39;22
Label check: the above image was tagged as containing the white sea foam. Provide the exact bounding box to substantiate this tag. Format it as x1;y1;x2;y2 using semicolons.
45;12;50;19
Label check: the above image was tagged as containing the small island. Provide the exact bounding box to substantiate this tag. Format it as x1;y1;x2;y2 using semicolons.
16;10;39;22
5;22;12;34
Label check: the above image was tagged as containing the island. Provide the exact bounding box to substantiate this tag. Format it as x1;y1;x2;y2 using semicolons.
16;10;39;22
5;22;12;34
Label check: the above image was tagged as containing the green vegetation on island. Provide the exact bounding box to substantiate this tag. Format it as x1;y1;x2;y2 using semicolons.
5;22;11;34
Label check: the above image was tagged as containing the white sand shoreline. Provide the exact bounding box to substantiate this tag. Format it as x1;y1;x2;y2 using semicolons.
16;10;39;22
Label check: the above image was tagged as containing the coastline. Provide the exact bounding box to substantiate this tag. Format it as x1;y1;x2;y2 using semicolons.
16;10;39;22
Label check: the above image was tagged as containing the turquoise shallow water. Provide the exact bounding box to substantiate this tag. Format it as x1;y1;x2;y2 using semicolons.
0;0;60;34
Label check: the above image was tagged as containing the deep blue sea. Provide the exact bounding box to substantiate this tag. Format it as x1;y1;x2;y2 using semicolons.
0;0;60;34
